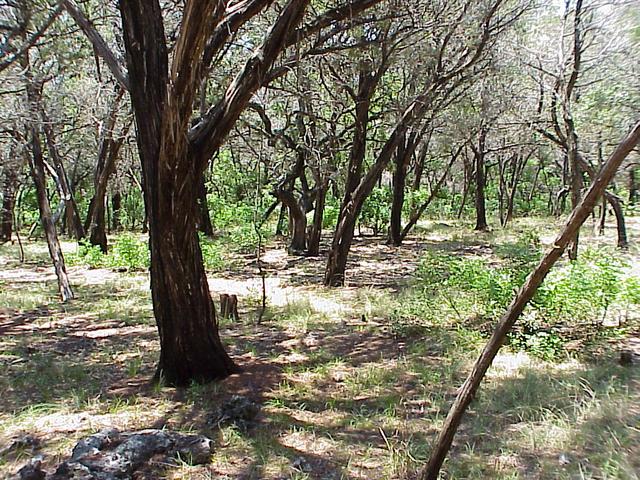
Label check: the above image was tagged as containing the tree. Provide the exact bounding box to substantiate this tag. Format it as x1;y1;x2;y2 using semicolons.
63;0;386;385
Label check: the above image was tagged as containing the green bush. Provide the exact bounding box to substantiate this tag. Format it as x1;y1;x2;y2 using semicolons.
395;245;640;360
110;234;150;270
360;186;390;235
199;234;225;271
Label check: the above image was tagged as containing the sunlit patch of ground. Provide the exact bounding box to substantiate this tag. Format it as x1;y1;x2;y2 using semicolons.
0;216;638;479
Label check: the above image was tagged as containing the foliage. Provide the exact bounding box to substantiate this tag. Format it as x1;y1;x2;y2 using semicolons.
359;186;390;235
393;241;640;360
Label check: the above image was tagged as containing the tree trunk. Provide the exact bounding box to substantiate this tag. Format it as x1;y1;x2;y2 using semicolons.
628;167;637;205
473;129;488;231
85;94;129;252
400;147;459;242
197;174;214;237
276;189;307;254
111;192;122;231
307;177;327;256
388;133;416;246
40;109;84;240
29;127;74;302
420;120;640;480
120;1;239;386
1;169;18;242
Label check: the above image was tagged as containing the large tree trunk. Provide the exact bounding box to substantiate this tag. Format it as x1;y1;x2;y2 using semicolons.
29;127;74;302
420;120;640;480
120;1;238;386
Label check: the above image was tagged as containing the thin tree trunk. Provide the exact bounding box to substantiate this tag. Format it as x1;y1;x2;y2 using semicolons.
29;127;74;302
628;167;638;205
473;129;488;231
388;133;409;246
420;120;640;480
111;192;122;231
307;177;327;256
197;174;214;237
400;147;459;242
39;107;84;240
1;169;18;242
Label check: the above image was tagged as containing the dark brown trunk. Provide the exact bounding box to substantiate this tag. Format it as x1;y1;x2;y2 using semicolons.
111;192;122;231
420;120;640;480
197;174;214;237
1;169;18;242
605;192;627;249
388;134;409;246
307;177;327;256
277;189;307;254
120;1;239;386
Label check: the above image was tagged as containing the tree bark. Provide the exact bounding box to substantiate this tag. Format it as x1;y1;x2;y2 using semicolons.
388;133;410;246
472;128;488;231
197;174;214;237
28;127;74;302
1;168;18;243
420;120;640;480
120;1;238;386
307;176;327;256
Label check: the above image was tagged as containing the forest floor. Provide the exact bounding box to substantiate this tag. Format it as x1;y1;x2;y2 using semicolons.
0;217;639;479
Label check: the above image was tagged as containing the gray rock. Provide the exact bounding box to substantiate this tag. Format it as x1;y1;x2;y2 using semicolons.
15;429;214;480
208;395;261;431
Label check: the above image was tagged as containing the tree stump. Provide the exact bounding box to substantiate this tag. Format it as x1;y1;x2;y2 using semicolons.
219;294;239;321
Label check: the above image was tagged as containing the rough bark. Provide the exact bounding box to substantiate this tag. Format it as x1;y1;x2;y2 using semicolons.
420;119;640;480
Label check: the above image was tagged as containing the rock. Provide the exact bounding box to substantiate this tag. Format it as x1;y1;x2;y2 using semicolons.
208;395;261;431
17;457;45;480
14;429;214;480
292;456;312;473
